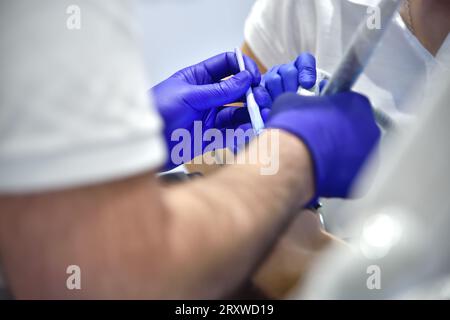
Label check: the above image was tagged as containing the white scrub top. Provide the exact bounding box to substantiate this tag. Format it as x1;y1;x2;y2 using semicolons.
245;0;449;120
298;59;450;299
0;0;167;193
245;0;450;235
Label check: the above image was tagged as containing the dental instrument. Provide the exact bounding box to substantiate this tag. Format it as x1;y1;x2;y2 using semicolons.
235;47;265;135
321;0;404;130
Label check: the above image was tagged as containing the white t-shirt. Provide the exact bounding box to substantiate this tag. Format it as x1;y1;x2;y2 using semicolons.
0;0;167;193
245;0;449;121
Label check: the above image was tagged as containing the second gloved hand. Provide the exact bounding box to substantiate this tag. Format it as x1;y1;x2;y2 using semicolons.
268;92;381;200
263;53;317;101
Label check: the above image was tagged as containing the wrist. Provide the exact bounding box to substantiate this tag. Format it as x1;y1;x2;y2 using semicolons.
267;109;325;201
263;129;316;204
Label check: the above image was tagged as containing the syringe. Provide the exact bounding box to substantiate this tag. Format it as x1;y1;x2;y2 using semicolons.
235;47;265;135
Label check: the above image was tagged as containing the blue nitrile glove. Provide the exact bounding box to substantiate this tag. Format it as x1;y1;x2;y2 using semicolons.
263;53;317;101
267;92;381;199
214;88;272;153
151;52;272;169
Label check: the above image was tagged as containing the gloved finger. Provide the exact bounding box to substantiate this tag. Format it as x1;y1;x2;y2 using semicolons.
261;107;271;122
216;106;251;129
217;105;270;132
192;70;253;110
319;79;328;93
252;85;272;109
216;90;270;129
278;63;299;93
265;66;284;100
200;52;261;86
261;65;279;86
295;53;317;89
243;54;262;86
203;107;219;130
233;85;272;107
224;122;256;154
237;123;253;132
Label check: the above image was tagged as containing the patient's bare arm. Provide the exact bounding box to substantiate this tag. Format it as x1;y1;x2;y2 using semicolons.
0;130;314;299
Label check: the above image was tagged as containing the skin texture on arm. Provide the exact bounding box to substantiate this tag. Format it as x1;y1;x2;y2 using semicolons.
0;130;314;299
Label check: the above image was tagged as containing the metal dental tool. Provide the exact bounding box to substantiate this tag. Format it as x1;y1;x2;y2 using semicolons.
321;0;404;130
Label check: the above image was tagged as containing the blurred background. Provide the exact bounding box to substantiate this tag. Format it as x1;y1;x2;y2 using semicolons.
135;0;255;86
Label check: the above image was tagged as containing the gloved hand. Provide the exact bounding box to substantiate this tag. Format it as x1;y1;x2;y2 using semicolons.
151;52;271;169
203;53;320;155
263;53;317;101
217;53;322;157
213;93;272;154
267;92;381;199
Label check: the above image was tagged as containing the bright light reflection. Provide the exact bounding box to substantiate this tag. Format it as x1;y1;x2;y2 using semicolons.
360;211;403;259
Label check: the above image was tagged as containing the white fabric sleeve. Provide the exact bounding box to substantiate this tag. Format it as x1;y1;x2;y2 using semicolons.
0;0;167;193
244;0;319;69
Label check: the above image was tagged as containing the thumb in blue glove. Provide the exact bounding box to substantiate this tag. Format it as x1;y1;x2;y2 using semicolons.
267;92;381;200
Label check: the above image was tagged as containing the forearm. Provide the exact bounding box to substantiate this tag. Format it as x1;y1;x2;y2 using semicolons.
163;130;314;298
0;130;313;299
252;210;349;298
